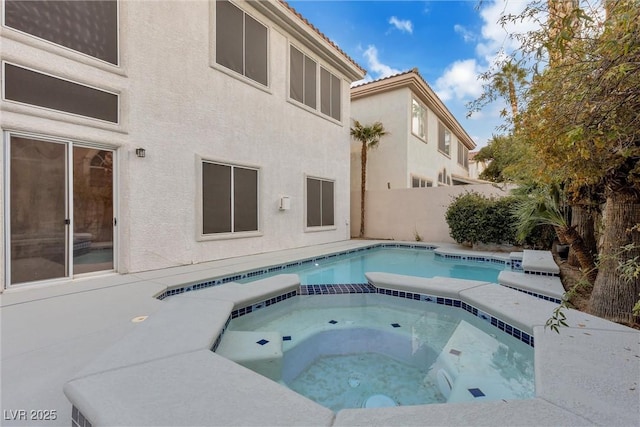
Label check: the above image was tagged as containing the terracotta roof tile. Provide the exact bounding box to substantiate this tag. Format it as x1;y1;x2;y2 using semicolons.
278;0;366;75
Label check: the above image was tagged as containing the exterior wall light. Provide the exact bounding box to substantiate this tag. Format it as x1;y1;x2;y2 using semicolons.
135;148;146;158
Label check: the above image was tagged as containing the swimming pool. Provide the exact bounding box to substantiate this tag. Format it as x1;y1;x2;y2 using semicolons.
218;293;535;411
238;246;508;285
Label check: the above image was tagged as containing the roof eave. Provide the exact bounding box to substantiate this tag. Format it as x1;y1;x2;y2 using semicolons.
351;71;476;150
249;1;366;82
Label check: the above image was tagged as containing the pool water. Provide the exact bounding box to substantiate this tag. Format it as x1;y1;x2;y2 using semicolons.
239;247;506;285
222;294;535;412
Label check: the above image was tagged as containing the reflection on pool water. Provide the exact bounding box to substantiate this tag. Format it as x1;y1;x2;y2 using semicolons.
238;247;507;285
218;294;535;412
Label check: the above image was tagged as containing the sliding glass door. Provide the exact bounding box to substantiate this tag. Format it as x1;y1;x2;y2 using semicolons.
6;134;115;286
9;136;68;283
72;146;114;274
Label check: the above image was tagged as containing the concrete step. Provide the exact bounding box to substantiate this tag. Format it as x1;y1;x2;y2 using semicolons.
498;270;564;304
522;250;560;276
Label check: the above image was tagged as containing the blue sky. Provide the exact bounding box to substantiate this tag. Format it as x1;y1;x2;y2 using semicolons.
289;0;531;149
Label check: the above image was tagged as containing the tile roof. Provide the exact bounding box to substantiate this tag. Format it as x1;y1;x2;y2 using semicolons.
278;0;366;75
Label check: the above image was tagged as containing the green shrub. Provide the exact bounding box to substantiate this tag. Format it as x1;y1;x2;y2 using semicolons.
445;192;553;248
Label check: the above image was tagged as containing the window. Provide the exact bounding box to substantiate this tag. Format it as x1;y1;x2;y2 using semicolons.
4;0;119;65
202;161;258;234
320;67;341;121
289;47;341;121
411;176;432;188
457;142;469;169
306;177;334;227
438;168;449;185
3;63;119;123
411;99;427;140
438;122;451;155
290;46;317;108
216;0;268;86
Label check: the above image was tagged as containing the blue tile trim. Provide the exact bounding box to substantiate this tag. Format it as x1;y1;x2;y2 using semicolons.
524;270;560;277
299;283;376;295
503;285;563;304
230;290;298;319
157;243;441;299
375;285;534;348
435;252;509;266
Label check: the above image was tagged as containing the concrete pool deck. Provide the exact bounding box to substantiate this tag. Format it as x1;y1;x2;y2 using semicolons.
1;240;639;426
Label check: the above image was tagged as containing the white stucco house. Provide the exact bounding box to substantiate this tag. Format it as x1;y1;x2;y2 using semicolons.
350;69;477;192
468;151;488;180
0;0;365;290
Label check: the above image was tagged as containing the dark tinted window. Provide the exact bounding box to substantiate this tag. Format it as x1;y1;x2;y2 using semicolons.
216;0;267;86
203;162;258;234
307;177;334;227
4;0;118;64
4;63;119;123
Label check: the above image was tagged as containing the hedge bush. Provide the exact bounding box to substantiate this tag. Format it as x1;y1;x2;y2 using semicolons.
445;192;553;248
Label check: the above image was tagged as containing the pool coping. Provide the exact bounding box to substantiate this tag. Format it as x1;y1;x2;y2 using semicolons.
63;263;639;426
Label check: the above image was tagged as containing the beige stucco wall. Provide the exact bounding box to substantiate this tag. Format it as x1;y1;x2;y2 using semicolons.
1;0;360;286
350;88;409;192
350;184;513;241
351;85;472;192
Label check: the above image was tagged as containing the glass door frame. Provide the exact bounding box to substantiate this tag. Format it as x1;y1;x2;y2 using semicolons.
3;131;117;288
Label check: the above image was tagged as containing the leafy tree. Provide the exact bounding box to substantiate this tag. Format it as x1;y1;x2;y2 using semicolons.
474;134;533;183
512;0;640;322
350;120;388;237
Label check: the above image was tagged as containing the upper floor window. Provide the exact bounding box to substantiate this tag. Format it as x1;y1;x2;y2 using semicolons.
216;0;268;86
288;44;341;122
411;99;427;140
438;122;451;156
290;46;317;108
320;67;341;121
202;161;259;235
3;62;119;123
457;142;469;169
4;0;119;65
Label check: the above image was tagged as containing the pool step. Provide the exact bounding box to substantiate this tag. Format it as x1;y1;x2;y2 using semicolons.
498;271;565;304
215;331;283;381
522;250;560;276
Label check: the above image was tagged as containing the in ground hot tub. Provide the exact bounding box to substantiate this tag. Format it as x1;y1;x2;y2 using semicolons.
215;293;535;412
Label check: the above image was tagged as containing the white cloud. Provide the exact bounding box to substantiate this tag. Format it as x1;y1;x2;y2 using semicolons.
475;0;537;63
434;59;484;102
389;16;413;34
362;45;402;79
454;24;475;43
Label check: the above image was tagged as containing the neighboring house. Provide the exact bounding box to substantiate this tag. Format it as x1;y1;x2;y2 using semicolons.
468;151;488;180
0;0;364;289
350;69;477;192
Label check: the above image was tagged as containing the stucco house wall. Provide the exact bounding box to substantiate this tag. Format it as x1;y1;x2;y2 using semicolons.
0;0;364;288
350;184;513;242
350;69;477;195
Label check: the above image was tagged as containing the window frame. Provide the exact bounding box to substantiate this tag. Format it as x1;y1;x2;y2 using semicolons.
457;141;469;169
2;0;121;66
289;45;317;109
438;121;451;157
198;157;262;241
288;45;342;124
213;0;269;89
2;61;120;125
304;175;336;232
411;175;432;188
411;98;427;141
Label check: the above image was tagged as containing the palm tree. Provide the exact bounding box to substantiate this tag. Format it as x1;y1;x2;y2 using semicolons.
350;120;388;237
491;61;527;121
513;183;598;283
